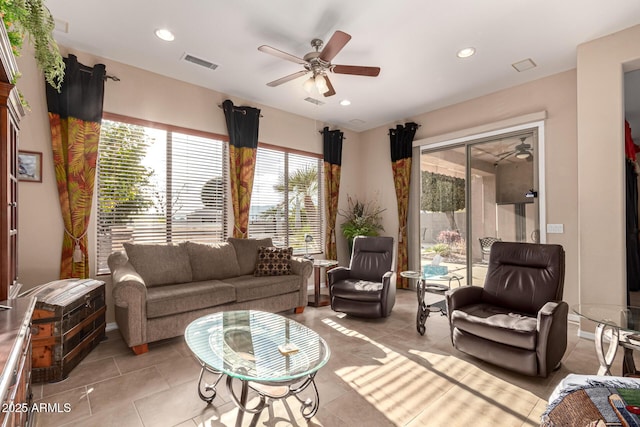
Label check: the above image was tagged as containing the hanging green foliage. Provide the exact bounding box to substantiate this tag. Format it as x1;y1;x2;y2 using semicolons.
0;0;64;90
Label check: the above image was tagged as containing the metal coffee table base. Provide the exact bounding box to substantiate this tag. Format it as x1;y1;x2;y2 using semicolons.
196;363;320;427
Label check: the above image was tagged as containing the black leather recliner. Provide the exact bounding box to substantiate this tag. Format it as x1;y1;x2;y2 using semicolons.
446;241;567;377
328;236;396;318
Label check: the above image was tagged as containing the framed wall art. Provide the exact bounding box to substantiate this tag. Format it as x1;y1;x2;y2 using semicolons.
18;150;42;182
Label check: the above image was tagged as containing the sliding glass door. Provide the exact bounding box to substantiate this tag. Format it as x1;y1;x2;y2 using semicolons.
419;129;540;286
419;145;468;284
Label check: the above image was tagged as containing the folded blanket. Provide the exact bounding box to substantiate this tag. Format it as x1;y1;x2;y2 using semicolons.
542;374;640;426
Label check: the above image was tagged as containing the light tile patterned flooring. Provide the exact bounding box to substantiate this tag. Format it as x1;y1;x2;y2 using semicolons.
32;289;616;427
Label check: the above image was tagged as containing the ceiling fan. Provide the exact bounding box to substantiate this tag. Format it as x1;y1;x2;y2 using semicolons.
495;137;533;163
258;30;380;97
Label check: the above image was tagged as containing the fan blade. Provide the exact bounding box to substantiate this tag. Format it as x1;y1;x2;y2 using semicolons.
322;75;336;97
332;65;380;77
266;70;309;87
496;149;514;157
496;151;515;162
319;30;351;62
258;45;307;65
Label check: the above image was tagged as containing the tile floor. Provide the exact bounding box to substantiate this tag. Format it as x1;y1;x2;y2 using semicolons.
32;289;617;427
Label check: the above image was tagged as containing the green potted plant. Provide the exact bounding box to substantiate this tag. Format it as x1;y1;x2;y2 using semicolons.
339;195;385;255
0;0;64;90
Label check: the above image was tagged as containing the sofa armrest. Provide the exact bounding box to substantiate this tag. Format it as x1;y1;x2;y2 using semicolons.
290;256;313;279
108;251;148;347
536;301;569;376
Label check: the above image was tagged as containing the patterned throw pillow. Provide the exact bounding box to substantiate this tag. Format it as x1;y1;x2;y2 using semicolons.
254;246;293;276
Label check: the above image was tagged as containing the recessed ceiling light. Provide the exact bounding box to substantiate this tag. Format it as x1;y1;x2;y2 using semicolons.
456;47;476;58
340;99;351;106
155;28;175;42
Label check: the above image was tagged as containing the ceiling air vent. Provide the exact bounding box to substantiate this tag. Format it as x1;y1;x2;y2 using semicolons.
512;58;537;73
304;97;324;106
182;53;219;70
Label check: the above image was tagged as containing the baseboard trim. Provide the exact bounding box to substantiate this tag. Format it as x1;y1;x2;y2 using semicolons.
578;329;596;341
568;312;580;324
106;322;118;332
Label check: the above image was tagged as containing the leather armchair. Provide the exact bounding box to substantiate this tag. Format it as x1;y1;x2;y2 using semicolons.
446;241;567;377
328;236;396;318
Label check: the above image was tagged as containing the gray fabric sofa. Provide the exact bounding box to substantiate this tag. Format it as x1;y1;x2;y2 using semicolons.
108;237;313;354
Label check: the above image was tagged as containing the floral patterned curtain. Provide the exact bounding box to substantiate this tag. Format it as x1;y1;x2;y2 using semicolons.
390;122;419;288
223;99;261;238
322;127;343;260
46;54;106;278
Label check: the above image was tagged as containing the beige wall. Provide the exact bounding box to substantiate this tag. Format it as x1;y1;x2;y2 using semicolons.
357;70;579;306
577;24;640;310
15;45;362;324
14;24;640;329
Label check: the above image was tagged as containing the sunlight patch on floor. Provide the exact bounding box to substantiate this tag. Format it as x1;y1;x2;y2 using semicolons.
322;316;544;426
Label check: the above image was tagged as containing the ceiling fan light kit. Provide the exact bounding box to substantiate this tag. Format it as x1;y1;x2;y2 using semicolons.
258;30;380;97
494;136;534;163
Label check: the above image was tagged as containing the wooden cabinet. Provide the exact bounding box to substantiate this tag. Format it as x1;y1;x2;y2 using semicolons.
0;297;36;427
0;18;24;301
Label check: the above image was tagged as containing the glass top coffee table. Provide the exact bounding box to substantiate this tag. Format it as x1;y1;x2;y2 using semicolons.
185;310;330;426
400;270;463;335
572;304;640;376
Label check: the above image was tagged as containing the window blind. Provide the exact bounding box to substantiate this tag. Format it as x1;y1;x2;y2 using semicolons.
248;146;323;256
96;119;228;274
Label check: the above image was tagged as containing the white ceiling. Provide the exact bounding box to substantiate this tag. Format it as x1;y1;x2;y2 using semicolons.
46;0;640;132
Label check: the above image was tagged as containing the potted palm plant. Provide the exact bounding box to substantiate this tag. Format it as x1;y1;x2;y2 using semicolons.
339;195;385;255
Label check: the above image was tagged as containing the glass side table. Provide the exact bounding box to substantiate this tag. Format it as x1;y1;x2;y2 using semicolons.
400;270;463;336
572;304;640;376
307;259;339;307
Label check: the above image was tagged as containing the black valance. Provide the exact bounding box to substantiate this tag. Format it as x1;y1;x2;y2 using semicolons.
390;122;419;161
46;54;106;123
222;99;261;148
322;126;344;165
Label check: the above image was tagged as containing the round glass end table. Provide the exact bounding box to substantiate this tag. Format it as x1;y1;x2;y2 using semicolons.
185;310;330;426
307;259;339;307
400;270;463;335
572;304;640;376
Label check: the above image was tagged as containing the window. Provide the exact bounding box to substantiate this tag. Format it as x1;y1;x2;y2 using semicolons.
248;145;323;256
96;117;228;274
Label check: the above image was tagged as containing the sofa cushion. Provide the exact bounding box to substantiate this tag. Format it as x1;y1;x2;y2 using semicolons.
223;274;301;302
254;246;292;276
184;241;241;281
450;303;538;350
123;243;192;287
146;280;236;318
227;237;273;275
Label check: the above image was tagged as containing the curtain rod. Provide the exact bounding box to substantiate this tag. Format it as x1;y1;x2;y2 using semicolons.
78;67;120;81
217;104;263;117
387;123;422;135
317;129;347;140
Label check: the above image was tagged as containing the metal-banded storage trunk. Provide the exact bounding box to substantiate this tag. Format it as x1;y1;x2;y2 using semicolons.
29;279;106;383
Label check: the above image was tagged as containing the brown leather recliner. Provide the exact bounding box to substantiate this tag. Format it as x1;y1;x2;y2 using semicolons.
446;241;567;377
328;236;396;318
